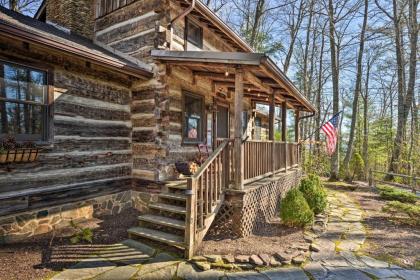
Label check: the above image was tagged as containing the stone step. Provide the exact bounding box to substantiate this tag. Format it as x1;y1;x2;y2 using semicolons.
128;227;186;249
150;203;187;215
138;214;185;230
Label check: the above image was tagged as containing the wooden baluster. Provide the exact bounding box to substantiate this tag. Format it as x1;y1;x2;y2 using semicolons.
199;176;204;228
185;178;196;259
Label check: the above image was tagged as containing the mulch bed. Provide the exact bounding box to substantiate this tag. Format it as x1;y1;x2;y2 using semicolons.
0;208;140;280
325;181;420;269
197;219;305;256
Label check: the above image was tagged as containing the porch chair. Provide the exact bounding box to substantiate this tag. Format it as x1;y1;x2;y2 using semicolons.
196;143;210;165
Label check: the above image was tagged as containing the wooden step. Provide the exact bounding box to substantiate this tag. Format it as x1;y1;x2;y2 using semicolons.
150;203;187;214
165;180;187;187
158;193;187;201
167;183;187;190
138;214;185;230
128;227;185;248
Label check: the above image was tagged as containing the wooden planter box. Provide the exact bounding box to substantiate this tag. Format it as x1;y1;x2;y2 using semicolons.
0;148;40;164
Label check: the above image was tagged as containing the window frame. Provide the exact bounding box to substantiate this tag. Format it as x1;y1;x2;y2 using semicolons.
0;59;53;143
185;17;203;49
182;91;205;145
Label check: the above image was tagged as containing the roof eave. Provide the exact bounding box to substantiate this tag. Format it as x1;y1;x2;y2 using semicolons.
193;1;253;52
0;21;153;79
262;57;317;113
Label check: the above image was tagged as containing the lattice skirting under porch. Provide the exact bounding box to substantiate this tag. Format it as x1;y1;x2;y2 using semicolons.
207;168;303;238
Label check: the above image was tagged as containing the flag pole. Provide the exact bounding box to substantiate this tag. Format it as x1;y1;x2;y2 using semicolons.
300;110;343;144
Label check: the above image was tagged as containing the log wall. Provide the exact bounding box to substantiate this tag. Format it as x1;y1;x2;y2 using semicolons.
0;37;137;215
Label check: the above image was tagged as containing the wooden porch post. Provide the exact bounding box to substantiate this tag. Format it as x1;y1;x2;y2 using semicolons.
269;92;275;175
234;67;244;190
295;110;300;165
282;102;287;172
295;110;300;143
269;92;275;141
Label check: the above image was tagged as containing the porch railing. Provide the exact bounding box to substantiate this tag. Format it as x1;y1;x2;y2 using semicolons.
216;139;300;185
185;140;230;258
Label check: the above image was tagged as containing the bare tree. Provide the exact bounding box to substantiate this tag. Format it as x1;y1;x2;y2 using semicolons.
375;0;418;178
342;0;369;180
0;0;41;14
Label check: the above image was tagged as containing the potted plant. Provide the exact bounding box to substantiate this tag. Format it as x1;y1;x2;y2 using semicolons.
175;161;199;176
0;136;40;164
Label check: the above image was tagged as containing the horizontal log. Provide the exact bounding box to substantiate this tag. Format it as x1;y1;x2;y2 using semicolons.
0;177;131;216
54;116;131;138
55;72;130;105
132;130;158;143
0;150;131;175
55;100;131;121
0;163;131;193
95;0;161;31
52;136;131;152
96;12;160;44
109;31;156;54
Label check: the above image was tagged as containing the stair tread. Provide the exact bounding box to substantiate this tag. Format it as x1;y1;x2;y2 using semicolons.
167;184;187;190
150;203;187;214
138;214;185;230
165;180;187;187
158;193;187;201
128;227;185;248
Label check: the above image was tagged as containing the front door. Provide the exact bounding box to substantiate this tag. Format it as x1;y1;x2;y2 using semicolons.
216;105;229;139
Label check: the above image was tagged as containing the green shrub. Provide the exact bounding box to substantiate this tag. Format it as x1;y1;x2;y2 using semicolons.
299;174;327;214
69;220;93;244
280;188;314;227
349;152;364;180
376;184;418;204
382;201;420;225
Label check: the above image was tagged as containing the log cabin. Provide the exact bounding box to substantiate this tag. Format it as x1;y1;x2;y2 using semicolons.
0;0;316;258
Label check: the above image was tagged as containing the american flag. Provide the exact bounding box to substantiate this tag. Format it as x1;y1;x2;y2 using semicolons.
321;112;341;156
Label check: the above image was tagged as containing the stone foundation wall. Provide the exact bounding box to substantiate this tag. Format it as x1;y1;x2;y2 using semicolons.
209;168;303;238
0;190;132;244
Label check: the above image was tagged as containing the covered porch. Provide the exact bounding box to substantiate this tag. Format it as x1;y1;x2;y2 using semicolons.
152;50;315;189
151;50;316;257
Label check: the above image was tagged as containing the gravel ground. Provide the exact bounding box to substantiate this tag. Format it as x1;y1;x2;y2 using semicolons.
325;180;420;269
0;208;140;280
198;219;305;256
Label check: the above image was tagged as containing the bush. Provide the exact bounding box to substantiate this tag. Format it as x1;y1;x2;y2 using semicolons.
299;174;327;214
376;184;418;204
349;152;364;181
382;201;420;225
280;188;314;227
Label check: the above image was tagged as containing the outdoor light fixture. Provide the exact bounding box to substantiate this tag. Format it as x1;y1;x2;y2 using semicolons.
225;70;229;77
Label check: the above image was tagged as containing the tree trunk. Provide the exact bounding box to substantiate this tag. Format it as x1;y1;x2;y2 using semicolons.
342;0;369;180
283;0;305;74
385;0;418;178
327;0;340;180
362;57;371;180
315;24;326;158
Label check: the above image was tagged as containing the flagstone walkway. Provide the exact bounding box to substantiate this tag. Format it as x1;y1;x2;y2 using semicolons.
50;190;420;280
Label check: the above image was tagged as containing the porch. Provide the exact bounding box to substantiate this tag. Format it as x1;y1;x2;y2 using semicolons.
127;50;315;258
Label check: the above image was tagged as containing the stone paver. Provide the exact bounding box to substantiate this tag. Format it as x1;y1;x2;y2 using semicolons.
50;189;420;280
93;265;138;280
262;267;309;280
51;258;116;280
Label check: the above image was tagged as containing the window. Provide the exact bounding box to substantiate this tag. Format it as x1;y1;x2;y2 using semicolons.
183;93;204;143
186;18;203;48
96;0;135;18
0;62;49;141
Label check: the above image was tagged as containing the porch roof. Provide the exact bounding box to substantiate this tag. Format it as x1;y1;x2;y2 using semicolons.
151;50;316;113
